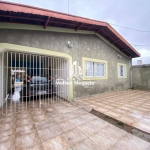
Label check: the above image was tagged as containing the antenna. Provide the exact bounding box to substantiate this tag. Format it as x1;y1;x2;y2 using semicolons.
68;0;69;14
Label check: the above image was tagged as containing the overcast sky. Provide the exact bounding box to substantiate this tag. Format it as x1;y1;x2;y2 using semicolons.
5;0;150;65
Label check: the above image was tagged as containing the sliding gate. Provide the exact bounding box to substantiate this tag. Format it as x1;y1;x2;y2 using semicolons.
0;51;70;115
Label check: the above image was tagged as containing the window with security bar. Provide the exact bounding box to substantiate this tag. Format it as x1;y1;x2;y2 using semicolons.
117;64;126;78
85;61;106;77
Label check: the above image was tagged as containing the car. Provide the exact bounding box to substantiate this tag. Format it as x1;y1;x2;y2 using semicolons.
23;76;53;100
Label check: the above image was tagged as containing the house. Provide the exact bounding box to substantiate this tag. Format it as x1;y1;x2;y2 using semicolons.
0;1;140;107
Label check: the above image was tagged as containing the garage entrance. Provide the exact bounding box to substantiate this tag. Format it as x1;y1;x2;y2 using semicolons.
0;51;70;115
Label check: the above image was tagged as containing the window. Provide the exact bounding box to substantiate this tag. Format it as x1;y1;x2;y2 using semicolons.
120;65;124;76
82;57;108;80
85;61;106;77
117;63;127;78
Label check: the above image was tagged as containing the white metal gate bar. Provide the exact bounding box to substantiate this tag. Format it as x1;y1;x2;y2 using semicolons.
0;51;69;115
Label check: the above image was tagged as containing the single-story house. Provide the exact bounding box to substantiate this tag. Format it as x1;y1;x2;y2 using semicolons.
0;1;140;107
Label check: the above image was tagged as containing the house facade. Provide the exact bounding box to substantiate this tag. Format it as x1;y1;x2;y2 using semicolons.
0;1;140;106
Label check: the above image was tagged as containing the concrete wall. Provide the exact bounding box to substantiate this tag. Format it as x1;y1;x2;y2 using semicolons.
0;53;3;107
0;29;132;98
131;65;150;90
0;52;7;107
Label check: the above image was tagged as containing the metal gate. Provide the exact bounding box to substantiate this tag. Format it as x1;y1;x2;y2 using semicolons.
0;51;70;115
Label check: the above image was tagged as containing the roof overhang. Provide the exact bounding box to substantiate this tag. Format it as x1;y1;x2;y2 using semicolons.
0;1;140;58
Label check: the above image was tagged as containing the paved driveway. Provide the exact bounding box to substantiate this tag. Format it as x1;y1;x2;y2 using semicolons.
0;100;150;150
75;90;150;134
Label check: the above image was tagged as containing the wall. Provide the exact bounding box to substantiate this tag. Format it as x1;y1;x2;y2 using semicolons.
0;52;7;107
0;29;132;98
0;53;2;107
131;65;150;90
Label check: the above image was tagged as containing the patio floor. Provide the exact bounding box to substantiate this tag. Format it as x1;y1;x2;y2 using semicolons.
74;89;150;134
0;98;150;150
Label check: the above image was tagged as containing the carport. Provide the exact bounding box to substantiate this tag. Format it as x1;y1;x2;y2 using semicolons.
0;44;72;115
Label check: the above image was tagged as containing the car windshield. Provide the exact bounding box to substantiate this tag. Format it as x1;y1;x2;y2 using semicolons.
31;76;47;83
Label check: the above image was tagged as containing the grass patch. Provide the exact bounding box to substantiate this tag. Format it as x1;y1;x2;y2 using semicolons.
117;122;125;126
104;115;110;119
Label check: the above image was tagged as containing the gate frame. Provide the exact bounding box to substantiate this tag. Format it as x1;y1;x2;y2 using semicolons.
0;43;73;101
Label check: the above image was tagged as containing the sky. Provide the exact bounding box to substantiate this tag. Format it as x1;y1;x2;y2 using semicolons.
5;0;150;65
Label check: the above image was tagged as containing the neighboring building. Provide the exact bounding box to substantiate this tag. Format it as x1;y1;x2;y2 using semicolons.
0;1;140;106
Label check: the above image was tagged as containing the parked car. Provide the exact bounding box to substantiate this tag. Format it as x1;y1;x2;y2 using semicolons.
23;76;53;100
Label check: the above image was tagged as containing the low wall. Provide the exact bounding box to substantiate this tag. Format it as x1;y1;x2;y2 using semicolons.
131;65;150;90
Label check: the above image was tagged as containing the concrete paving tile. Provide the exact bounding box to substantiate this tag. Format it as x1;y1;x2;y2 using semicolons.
136;107;150;113
16;117;34;127
63;102;73;107
1;108;17;114
72;109;89;116
46;110;61;118
63;128;86;147
113;108;127;115
0;139;15;150
57;108;74;113
45;107;56;112
95;107;109;113
90;118;109;130
16;112;31;120
96;103;105;107
72;138;100;150
129;110;146;116
103;105;115;110
89;130;117;150
111;133;150;150
124;112;144;120
140;105;150;110
30;109;45;116
145;112;150;118
119;106;133;111
26;143;43;150
15;131;40;150
63;112;78;119
133;121;150;134
66;106;79;111
53;105;67;110
80;113;98;121
32;114;47;122
101;124;126;140
42;135;71;150
37;124;63;142
88;104;98;109
69;117;87;127
0;115;16;124
140;117;150;125
35;118;54;130
1;90;150;150
16;124;35;137
57;120;76;132
77;122;100;137
0;121;16;131
118;115;137;125
0;128;15;138
105;111;122;120
53;114;68;123
0;135;15;143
